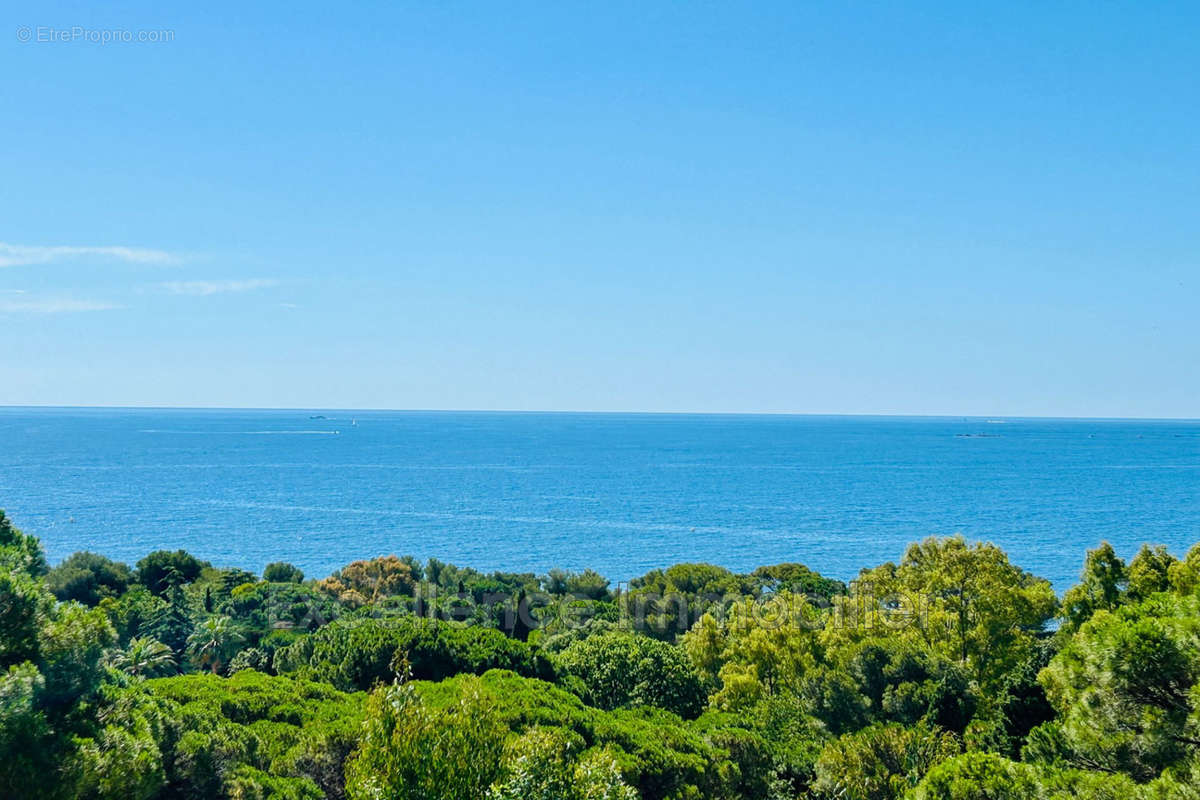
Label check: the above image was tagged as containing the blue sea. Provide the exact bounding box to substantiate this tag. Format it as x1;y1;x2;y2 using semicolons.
0;408;1196;590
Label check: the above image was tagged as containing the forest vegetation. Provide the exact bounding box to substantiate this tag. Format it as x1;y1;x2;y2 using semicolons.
3;506;1200;799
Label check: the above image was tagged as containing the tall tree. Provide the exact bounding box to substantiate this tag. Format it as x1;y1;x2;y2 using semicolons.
187;615;243;674
110;637;177;678
1036;593;1200;781
46;552;133;606
1060;542;1127;630
844;536;1056;687
346;676;506;800
135;550;208;595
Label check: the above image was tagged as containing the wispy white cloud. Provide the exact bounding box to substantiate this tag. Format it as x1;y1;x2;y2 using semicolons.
160;278;279;296
0;297;121;313
0;242;176;268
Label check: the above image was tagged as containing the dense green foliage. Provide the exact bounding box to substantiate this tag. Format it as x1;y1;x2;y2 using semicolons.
46;552;134;605
4;504;1200;799
274;615;550;690
553;630;705;718
144;670;365;799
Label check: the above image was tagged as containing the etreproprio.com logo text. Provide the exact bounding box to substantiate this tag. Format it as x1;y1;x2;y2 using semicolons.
16;26;175;44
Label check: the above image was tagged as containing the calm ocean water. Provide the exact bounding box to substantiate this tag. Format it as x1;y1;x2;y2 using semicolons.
0;408;1196;590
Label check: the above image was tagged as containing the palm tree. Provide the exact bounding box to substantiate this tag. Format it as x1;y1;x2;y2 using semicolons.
187;615;244;674
110;636;177;677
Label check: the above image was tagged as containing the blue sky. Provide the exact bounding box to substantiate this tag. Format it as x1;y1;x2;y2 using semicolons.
2;2;1197;417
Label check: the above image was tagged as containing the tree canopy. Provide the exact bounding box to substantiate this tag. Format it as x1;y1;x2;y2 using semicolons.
5;504;1200;800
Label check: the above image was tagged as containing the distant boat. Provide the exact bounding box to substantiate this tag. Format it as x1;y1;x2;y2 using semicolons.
309;415;327;419
985;419;1006;424
351;418;358;427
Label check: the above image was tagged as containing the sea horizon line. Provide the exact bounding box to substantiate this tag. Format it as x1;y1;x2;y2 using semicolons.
0;404;1196;423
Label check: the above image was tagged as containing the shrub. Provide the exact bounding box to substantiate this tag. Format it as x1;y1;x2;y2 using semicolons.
555;631;706;718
